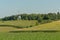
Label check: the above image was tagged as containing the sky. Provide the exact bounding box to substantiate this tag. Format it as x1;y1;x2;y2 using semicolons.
0;0;60;18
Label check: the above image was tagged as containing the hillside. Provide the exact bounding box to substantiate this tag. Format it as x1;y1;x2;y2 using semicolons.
0;20;37;32
19;20;60;31
0;20;60;32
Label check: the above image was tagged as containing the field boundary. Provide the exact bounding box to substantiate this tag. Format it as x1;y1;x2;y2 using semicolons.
9;30;60;33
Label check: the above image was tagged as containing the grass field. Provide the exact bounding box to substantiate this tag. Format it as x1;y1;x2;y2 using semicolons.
0;20;60;40
0;32;60;40
1;20;60;31
0;20;37;32
22;20;60;30
0;20;37;28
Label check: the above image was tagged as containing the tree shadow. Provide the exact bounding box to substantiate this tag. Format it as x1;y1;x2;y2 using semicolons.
0;25;23;28
9;30;59;33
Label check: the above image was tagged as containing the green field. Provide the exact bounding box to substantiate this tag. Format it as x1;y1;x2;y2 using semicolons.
0;20;60;31
0;20;37;28
0;20;37;32
19;20;60;31
0;32;60;40
0;20;60;40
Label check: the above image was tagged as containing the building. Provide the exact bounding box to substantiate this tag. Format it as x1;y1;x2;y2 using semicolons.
17;16;21;20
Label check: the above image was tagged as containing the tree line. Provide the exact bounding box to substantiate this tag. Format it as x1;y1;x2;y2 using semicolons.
1;12;60;23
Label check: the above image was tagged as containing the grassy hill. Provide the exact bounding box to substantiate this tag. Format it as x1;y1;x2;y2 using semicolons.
0;20;37;32
19;20;60;31
0;20;60;40
0;20;60;32
0;20;37;27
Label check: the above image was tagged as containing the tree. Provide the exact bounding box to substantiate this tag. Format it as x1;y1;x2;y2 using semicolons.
57;12;60;19
48;13;57;20
37;15;43;23
43;14;49;20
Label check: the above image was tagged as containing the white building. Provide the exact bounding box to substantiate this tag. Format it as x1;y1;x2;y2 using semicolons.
17;16;21;20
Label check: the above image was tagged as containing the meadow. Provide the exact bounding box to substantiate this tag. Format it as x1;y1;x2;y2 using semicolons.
0;20;37;32
19;20;60;31
0;20;37;28
0;32;60;40
0;20;60;40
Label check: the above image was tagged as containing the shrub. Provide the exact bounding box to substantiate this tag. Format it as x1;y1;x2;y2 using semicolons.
30;25;33;27
35;22;39;26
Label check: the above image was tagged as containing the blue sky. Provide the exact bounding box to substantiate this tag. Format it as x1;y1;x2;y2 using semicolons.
0;0;60;18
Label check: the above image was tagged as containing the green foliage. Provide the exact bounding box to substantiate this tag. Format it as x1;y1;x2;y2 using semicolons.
1;12;60;24
30;25;33;27
43;15;49;20
57;12;60;19
35;22;39;26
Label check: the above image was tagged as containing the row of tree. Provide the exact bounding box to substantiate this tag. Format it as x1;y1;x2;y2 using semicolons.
1;12;60;23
